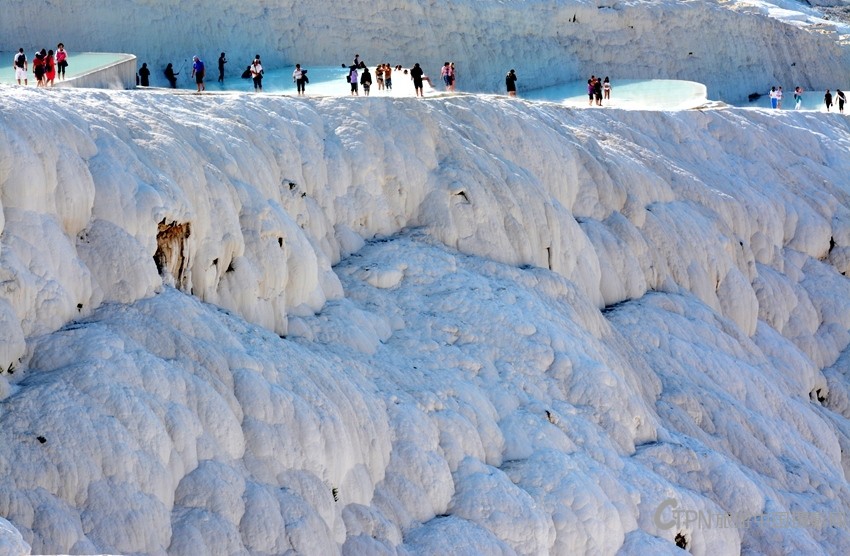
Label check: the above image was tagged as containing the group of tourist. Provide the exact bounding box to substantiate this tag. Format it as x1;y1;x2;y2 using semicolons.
823;88;846;113
344;56;423;96
586;75;611;105
768;85;846;112
11;44;68;87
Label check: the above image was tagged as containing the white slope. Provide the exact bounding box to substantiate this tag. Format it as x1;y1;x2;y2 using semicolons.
4;0;850;101
1;84;850;555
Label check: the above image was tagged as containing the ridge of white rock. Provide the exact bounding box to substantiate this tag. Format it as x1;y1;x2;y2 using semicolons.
1;85;850;554
4;0;850;101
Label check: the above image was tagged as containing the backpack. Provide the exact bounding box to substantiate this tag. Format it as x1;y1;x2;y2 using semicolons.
302;71;308;83
14;53;25;68
346;73;351;83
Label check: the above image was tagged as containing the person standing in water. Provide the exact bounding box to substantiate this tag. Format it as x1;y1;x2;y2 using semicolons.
410;63;424;97
250;56;263;91
383;63;392;90
505;68;517;97
13;48;27;85
361;65;372;96
164;63;179;87
55;43;68;80
824;89;833;112
218;52;227;83
794;86;803;110
138;62;151;86
293;63;307;95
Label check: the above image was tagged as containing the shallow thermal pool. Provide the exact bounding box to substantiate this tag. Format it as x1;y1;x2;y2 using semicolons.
1;51;133;84
522;79;709;110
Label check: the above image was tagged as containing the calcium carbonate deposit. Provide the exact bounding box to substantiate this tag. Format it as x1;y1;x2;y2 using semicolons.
3;1;850;555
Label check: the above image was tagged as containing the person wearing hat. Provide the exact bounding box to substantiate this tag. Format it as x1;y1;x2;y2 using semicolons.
191;55;205;92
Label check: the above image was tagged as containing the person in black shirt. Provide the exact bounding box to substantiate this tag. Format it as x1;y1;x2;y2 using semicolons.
505;69;517;97
138;62;151;86
218;52;227;83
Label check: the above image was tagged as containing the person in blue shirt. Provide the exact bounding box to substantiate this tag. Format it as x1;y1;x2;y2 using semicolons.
192;56;205;92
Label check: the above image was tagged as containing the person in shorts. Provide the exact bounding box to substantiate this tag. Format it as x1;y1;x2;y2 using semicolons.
191;56;205;92
13;48;27;85
56;43;68;80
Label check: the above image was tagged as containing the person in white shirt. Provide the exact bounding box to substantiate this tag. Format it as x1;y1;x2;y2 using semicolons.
250;57;263;91
293;63;306;96
13;48;27;85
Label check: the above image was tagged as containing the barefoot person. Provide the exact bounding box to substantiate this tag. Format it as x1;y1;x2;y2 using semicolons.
13;48;27;85
410;62;424;97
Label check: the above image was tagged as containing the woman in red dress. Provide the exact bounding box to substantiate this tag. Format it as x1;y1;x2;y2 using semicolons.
45;49;56;86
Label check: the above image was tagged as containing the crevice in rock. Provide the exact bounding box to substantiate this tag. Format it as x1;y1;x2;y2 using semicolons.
154;219;191;289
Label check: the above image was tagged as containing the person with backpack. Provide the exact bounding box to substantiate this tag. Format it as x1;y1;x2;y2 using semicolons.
347;64;359;95
191;56;205;92
13;48;27;85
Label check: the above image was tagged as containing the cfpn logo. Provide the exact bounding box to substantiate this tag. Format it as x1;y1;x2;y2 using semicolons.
653;497;678;530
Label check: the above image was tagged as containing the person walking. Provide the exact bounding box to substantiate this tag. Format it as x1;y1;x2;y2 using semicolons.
348;64;359;95
138;62;151;86
449;62;456;91
55;43;68;80
441;62;451;91
593;76;603;106
505;68;517;97
33;50;45;87
794;86;803;110
824;89;833;112
218;52;227;83
361;66;372;96
410;62;424;97
13;48;27;85
837;89;846;114
192;56;205;92
250;57;263;91
384;63;392;90
44;49;56;86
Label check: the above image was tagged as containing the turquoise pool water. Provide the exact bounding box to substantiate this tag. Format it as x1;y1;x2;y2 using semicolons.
1;51;133;84
523;79;709;110
199;65;353;95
